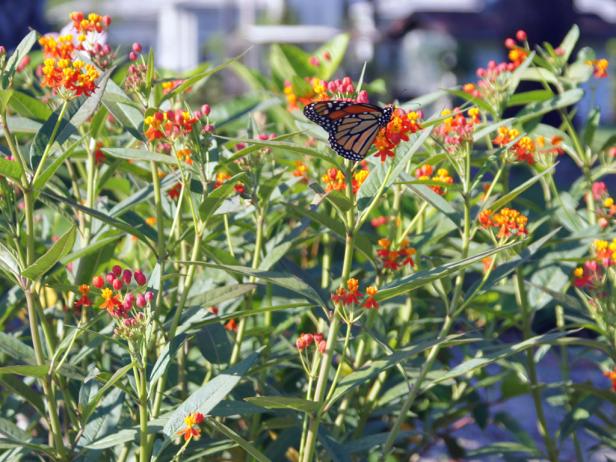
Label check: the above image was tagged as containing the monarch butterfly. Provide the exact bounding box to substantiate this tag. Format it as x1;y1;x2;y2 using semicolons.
303;100;393;162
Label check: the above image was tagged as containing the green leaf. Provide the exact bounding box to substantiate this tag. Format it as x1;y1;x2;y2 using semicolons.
484;164;555;212
32;142;78;192
162;351;260;437
245;396;319;413
377;241;520;302
206;419;270;462
201;173;247;218
516;89;583;123
405;182;460;228
507;90;553;107
101;79;144;140
186;284;256;311
582;107;600;148
314;34;350;80
82;363;133;423
0;90;13;113
558;25;580;62
3;31;37;84
148;333;188;393
185;261;326;307
0;332;36;365
102;148;177;165
22;227;76;280
329;334;475;404
0;157;23;181
0;365;48;377
516;67;558;86
42;190;157;254
8;91;52;121
162;50;249;102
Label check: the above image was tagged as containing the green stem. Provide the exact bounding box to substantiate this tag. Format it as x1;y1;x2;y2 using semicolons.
31;100;68;187
133;365;149;462
300;161;355;462
230;210;265;365
515;269;559;462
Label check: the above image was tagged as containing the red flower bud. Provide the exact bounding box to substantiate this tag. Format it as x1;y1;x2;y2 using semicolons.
132;42;142;53
516;30;527;41
122;269;132;285
134;270;147;286
201;104;211;116
106;273;115;284
136;293;146;308
129;51;138;61
112;279;123;291
92;275;104;288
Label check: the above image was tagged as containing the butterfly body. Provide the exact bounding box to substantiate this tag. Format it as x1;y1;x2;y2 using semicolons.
304;101;393;161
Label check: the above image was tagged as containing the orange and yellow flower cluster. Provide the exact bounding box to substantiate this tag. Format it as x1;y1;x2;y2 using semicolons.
592;182;616;229
479;207;528;239
434;108;480;152
144;110;198;142
377;238;416;271
177;412;205;441
373;108;422;162
37;12;113;96
573;239;616;290
415;164;454;195
321;161;369;195
331;278;379;310
493;127;563;165
587;59;609;79
41;58;99;97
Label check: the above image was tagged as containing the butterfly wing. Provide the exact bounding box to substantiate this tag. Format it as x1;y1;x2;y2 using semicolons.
304;101;393;161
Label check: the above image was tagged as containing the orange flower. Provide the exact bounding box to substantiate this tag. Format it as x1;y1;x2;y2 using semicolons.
377;238;416;271
415;164;454;195
99;288;123;316
176;148;192;165
293;161;309;182
605;368;616;392
214;171;231;189
363;286;379;310
434;108;479;152
374;109;422;162
321;162;369;194
74;284;92;308
39;34;77;60
162;79;185;94
224;319;238;331
70;12;111;41
587;59;608;78
41;58;99;97
144;110;198;142
176;412;205;441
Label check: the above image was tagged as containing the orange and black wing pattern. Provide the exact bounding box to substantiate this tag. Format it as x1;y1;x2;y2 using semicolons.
304;101;393;161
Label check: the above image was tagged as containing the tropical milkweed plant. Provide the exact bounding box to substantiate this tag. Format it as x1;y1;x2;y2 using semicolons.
0;12;614;461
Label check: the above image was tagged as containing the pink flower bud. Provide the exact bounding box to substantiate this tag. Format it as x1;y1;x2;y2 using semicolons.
132;42;142;53
309;56;320;66
128;51;138;61
112;265;122;276
92;275;104;288
102;44;111;55
0;46;5;56
342;76;352;87
102;16;112;27
124;292;135;306
598;217;609;229
200;104;211;116
122;269;132;285
357;90;369;103
516;30;527;41
145;291;154;303
106;273;115;284
136;294;146;308
134;270;147;286
318;340;326;353
202;124;215;133
112;279;123;291
504;38;516;49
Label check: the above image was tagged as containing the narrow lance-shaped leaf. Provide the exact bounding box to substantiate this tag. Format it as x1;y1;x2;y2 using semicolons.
22;227;76;280
376;240;521;302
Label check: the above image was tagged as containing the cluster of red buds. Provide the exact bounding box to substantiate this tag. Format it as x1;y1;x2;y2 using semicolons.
296;332;326;353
